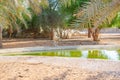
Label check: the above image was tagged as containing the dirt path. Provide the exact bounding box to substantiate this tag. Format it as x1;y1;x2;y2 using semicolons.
2;33;120;48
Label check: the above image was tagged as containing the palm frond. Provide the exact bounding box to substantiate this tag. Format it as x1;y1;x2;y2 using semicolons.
72;0;120;29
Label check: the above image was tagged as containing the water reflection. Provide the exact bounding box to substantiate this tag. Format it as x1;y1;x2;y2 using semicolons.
117;49;120;60
21;50;82;57
6;49;120;60
87;50;108;59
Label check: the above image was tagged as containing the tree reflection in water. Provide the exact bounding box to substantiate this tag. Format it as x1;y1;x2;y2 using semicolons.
87;50;108;59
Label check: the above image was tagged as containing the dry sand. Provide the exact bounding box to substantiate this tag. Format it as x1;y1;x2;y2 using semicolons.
1;62;120;80
0;62;98;80
0;56;120;80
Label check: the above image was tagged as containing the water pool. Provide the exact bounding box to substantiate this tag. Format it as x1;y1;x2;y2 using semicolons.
3;49;120;60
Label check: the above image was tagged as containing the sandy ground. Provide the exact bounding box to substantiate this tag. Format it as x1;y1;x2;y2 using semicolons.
0;62;103;80
0;62;120;80
0;57;120;80
2;33;120;48
0;33;120;80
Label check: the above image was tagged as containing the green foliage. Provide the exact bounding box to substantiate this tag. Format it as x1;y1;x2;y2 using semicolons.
27;1;64;33
0;0;31;29
0;0;50;30
71;0;120;29
110;12;120;28
1;0;120;40
61;0;90;14
37;9;62;29
61;0;90;27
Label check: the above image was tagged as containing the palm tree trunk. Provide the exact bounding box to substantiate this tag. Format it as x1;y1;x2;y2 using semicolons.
88;28;92;38
59;29;63;38
50;28;54;40
8;26;13;39
0;26;2;48
92;28;100;41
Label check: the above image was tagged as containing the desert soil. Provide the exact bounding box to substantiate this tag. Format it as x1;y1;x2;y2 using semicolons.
0;56;120;80
2;33;120;48
0;62;120;80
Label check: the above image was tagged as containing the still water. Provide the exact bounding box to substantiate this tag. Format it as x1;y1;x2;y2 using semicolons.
5;49;120;60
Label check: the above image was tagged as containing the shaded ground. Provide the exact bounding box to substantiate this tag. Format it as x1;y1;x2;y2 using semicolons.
2;33;120;48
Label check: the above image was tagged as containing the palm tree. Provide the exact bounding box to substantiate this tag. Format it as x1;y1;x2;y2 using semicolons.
72;0;120;41
0;0;78;47
29;0;90;40
0;0;47;47
0;0;32;47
